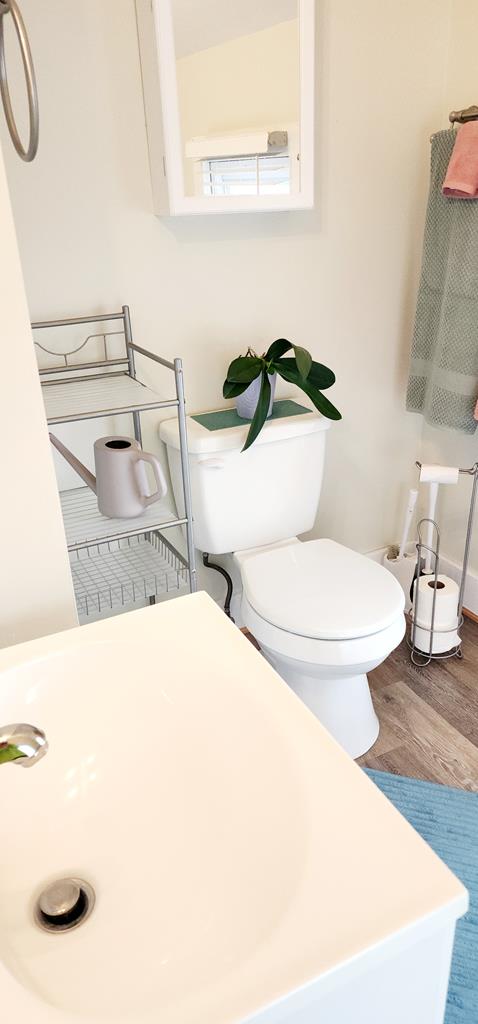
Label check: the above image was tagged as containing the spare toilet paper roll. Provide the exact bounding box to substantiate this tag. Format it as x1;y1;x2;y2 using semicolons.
419;464;459;485
412;574;460;654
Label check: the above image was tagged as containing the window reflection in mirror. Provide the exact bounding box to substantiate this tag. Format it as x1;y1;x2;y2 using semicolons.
171;0;300;199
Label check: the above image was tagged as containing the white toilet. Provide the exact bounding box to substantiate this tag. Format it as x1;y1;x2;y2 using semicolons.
160;406;405;759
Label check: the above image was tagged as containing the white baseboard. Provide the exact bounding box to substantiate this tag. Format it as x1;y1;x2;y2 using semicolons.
366;546;478;618
439;556;478;618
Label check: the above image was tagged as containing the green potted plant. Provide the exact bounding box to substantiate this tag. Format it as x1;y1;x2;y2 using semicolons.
223;338;341;450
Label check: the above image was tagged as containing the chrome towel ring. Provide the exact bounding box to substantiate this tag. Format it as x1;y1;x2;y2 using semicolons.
0;0;38;161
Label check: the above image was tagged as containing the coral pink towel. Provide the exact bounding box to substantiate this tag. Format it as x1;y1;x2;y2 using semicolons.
442;122;478;198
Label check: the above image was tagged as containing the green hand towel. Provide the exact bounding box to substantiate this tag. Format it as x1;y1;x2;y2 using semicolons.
407;128;478;434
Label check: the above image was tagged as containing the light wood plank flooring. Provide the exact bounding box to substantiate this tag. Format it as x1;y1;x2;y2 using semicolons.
358;616;478;791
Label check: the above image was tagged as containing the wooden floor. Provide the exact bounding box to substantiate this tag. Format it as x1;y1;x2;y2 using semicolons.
357;615;478;792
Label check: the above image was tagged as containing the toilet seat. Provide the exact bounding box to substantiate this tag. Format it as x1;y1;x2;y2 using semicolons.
240;538;405;641
241;593;406;670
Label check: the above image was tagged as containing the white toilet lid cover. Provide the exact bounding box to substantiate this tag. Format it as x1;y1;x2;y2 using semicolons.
241;539;405;640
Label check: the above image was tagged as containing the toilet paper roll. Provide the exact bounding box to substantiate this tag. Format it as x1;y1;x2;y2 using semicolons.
412;574;460;654
419;464;459;485
413;622;461;655
413;573;459;627
413;618;462;651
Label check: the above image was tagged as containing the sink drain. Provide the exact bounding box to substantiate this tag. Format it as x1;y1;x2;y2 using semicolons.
34;878;95;933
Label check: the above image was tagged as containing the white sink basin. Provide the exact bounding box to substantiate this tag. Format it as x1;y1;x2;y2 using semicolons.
0;593;467;1024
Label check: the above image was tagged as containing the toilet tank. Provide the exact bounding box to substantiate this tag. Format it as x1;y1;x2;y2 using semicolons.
160;404;330;555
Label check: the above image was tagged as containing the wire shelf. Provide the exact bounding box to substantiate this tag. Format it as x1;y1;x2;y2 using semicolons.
60;487;184;550
42;373;170;424
70;533;188;618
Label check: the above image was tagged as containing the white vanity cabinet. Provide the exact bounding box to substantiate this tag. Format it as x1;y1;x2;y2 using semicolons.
135;0;315;215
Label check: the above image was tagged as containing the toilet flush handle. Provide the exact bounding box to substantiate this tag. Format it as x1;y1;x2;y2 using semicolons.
198;458;226;470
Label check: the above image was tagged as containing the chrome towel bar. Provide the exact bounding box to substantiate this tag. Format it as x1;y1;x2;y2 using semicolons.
0;0;38;161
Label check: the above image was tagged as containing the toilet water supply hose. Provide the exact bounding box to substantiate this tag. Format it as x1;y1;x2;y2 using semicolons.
202;554;234;620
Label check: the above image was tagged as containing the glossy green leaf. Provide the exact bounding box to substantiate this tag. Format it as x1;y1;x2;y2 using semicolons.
223;379;251;399
275;363;342;420
307;359;336;390
291;345;312;379
242;372;272;451
265;338;292;362
225;356;263;384
265;339;311;378
274;357;335;390
304;386;342;421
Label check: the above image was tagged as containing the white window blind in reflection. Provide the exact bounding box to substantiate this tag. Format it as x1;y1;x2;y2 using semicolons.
201;154;290;197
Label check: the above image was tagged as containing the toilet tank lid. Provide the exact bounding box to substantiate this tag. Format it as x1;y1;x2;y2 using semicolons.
159;401;329;454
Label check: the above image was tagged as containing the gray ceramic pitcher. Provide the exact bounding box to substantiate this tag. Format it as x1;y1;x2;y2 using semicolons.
93;436;168;517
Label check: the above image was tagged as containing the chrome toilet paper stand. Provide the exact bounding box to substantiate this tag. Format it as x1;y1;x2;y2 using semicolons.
409;461;478;666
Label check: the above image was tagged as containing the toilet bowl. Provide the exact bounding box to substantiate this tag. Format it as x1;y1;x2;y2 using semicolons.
160;404;406;759
236;538;405;759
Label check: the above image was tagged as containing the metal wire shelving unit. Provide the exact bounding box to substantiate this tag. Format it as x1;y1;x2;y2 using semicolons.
33;305;196;619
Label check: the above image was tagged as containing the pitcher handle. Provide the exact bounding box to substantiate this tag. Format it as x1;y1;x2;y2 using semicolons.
133;451;168;506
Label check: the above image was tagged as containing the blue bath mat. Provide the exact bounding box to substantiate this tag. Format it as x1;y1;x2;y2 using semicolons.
365;770;477;1023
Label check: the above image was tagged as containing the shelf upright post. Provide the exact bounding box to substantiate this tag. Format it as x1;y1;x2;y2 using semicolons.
174;357;197;593
123;304;143;446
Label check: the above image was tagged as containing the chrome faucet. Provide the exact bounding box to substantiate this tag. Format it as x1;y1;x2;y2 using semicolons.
0;724;48;767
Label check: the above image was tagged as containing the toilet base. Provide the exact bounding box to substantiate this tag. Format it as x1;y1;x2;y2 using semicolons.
262;653;379;759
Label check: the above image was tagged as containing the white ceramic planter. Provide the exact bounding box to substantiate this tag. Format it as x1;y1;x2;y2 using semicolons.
236;373;276;420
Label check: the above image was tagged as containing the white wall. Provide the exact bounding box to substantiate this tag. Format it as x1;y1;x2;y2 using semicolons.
0;143;78;646
416;0;478;573
1;0;454;606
